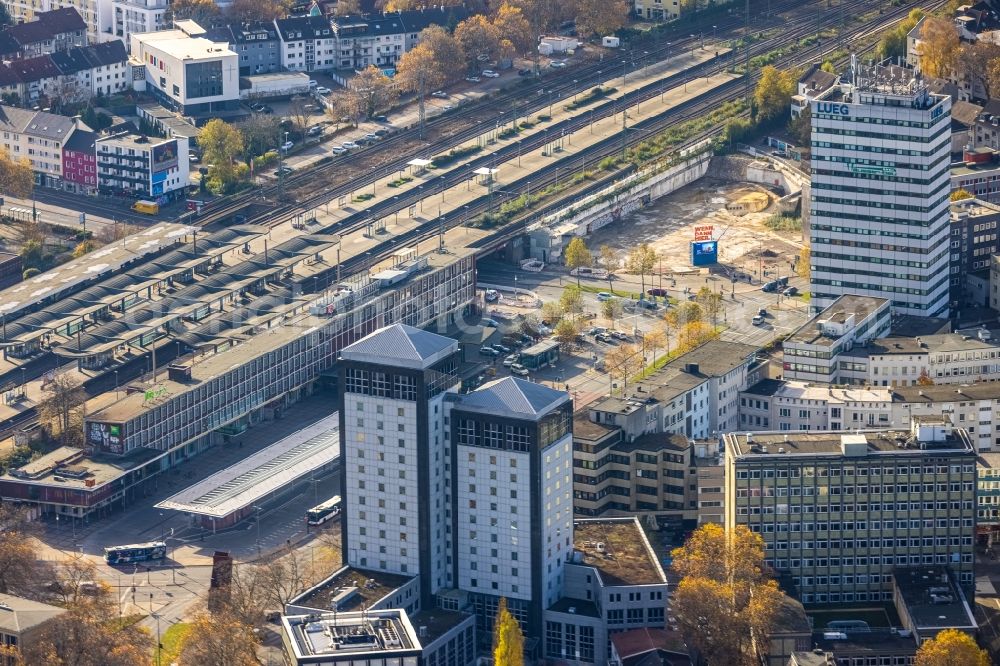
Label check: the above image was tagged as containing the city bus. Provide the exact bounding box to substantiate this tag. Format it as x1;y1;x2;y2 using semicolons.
306;495;342;526
131;200;159;215
103;541;167;565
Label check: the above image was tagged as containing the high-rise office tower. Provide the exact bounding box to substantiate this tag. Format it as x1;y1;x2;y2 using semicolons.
809;63;951;317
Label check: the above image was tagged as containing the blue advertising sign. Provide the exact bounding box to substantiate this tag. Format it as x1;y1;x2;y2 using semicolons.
691;241;718;266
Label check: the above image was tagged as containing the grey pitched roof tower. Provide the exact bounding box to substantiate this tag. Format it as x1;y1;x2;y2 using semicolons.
340;323;457;369
457;376;570;420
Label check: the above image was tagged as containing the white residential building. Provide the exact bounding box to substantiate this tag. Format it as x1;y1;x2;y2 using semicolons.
130;29;239;116
110;0;168;51
782;295;892;383
275;16;336;73
809;64;952;316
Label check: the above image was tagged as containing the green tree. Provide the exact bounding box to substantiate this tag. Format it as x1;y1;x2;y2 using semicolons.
820;61;836;73
237;114;281;162
915;628;989;666
559;286;584;320
876;9;922;60
19;240;43;271
199;119;245;194
492;598;524;666
601;297;623;327
455;14;505;71
599;244;618;292
797;245;810;282
564;237;592;287
176;611;260;666
626;243;657;294
572;0;627;38
492;3;533;57
553;318;580;349
695;286;723;327
754;66;796;122
169;0;220;23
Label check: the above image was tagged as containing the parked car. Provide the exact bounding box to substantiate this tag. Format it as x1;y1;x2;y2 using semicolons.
364;132;380;142
517;68;532;76
776;276;790;287
762;281;778;293
510;364;529;377
342;141;360;149
484;289;500;302
315;86;331;95
595;333;614;344
373;128;390;137
465;75;481;82
307;125;324;137
588;327;608;336
188;154;200;163
757;308;768;317
374;115;388;122
482;318;500;328
647;288;668;297
431;90;449;98
275;166;294;177
492;343;511;354
331;146;348;155
482;69;499;78
280;140;294;152
503;354;519;367
611;331;629;340
752;315;765;326
550;61;566;68
783;286;799;297
479;346;500;356
597;292;614;301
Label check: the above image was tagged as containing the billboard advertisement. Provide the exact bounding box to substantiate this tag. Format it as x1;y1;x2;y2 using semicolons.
690;241;718;266
151;140;178;173
694;225;714;241
87;421;124;455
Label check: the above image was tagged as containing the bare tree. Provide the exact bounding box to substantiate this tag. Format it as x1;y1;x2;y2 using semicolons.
176;610;260;666
0;504;46;598
38;371;85;447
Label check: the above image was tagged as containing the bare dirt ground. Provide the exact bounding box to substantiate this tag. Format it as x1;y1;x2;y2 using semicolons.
588;178;807;281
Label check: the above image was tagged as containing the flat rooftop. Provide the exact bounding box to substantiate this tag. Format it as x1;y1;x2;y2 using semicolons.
744;379;892;403
155;412;339;518
548;597;600;618
136;31;236;60
574;518;665;587
0;222;196;323
0;444;160;491
290;567;413;613
282;609;420;660
572;415;618;444
894;382;1000;403
408;608;474;644
893;567;977;631
726;428;974;458
786;295;888;346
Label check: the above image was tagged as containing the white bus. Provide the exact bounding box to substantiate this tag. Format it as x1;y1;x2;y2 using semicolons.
306;495;342;526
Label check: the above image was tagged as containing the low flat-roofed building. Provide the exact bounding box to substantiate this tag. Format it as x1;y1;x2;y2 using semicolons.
285;566;418;617
789;630;918;666
739;379;893;433
725;419;978;605
0;592;67;660
892;566;977;642
281;609;421;666
544;517;668;665
782;295;891;383
155;412;340;529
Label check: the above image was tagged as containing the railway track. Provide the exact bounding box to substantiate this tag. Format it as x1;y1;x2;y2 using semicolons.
193;0;878;229
304;0;941;288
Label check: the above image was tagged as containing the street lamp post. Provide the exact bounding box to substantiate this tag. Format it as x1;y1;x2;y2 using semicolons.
255;505;262;555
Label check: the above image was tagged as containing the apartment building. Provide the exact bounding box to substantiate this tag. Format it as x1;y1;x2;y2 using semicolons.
633;0;678;21
95;132;189;200
62;128;96;195
0;593;66;661
0;105;81;187
782;295;891;383
111;0;168;51
739;380;894;432
207;22;281;76
131;29;239;116
949;197;1000;302
573;415;691;517
0;8;87;58
809;65;951;316
724;418;977;605
790;63;839;118
4;0;105;44
276;16;337;73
